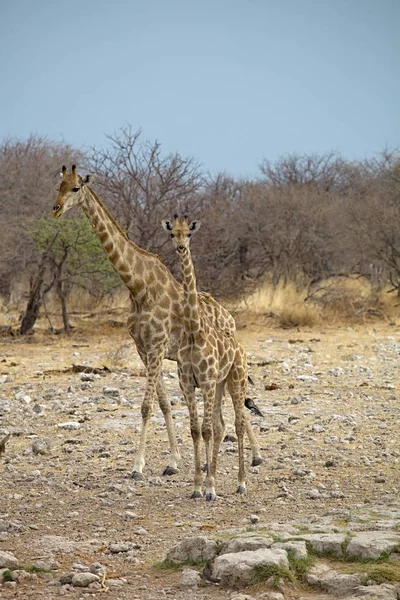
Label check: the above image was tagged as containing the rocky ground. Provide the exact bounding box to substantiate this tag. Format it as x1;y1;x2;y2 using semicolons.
0;318;399;599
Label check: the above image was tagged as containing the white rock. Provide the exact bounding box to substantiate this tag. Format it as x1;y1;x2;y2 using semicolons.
179;568;201;588
57;421;81;430
212;548;289;588
109;542;131;553
300;533;346;557
0;550;19;569
220;533;274;555
273;540;308;560
315;569;368;595
71;572;100;587
351;583;398;598
346;531;400;560
166;536;219;564
124;511;139;520
80;373;96;382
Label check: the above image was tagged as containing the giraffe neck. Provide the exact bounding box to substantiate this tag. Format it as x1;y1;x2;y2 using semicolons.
179;247;200;334
82;186;160;299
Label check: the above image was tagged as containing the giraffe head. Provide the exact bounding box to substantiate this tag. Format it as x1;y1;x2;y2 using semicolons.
53;165;94;218
162;215;201;254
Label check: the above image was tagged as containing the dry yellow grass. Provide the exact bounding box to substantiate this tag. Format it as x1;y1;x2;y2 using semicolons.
1;275;399;333
234;277;399;328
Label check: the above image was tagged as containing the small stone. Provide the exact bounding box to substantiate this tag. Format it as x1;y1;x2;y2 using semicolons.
32;439;50;455
11;569;38;583
149;477;163;486
0;550;19;569
109;542;131;553
80;373;95;382
166;536;219;564
103;387;120;398
71;572;100;587
307;488;320;499
124;511;139;520
291;396;302;404
135;528;148;535
90;562;106;575
249;514;260;524
179;568;201;588
57;421;81;430
375;476;386;483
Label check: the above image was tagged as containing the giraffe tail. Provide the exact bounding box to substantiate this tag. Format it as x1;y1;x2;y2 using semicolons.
245;398;264;418
247;374;255;385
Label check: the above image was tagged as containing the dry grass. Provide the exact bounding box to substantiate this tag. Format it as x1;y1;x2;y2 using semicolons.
1;276;399;334
234;277;399;328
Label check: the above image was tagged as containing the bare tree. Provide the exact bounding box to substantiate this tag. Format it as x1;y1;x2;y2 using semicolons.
0;136;81;300
89;126;204;274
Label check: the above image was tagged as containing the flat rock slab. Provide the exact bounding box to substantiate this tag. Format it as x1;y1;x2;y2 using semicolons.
220;533;274;555
345;584;399;599
315;569;368;595
272;540;308;559
298;533;347;557
346;531;400;560
166;536;218;564
212;548;289;588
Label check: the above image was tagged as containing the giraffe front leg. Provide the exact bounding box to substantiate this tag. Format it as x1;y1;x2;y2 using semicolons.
156;377;181;476
131;349;164;480
209;383;225;496
202;383;217;501
177;365;202;497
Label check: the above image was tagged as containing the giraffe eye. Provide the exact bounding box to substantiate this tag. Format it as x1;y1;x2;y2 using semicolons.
170;233;175;238
72;186;80;192
187;233;192;238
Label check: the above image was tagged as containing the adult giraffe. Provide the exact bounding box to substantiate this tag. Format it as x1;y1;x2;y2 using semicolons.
53;165;262;479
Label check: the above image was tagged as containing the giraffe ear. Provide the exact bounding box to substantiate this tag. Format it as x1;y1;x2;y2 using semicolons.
189;220;201;233
80;174;94;185
161;219;173;232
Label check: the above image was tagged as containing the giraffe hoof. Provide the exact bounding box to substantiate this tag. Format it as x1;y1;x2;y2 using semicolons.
201;463;208;473
236;486;246;494
205;493;217;502
162;466;179;476
251;457;263;467
191;491;202;499
131;471;145;480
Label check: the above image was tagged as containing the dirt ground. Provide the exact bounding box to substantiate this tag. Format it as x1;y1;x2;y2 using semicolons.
0;315;399;599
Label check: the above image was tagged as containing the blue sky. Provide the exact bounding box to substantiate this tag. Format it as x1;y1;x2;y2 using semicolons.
0;0;398;177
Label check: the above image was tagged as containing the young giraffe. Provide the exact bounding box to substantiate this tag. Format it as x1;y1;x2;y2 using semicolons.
162;215;248;500
53;166;262;480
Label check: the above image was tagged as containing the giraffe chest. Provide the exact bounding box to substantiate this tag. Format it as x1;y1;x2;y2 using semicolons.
127;304;183;361
179;332;236;384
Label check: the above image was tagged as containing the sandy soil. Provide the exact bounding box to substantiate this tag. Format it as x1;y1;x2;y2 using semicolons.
0;317;399;599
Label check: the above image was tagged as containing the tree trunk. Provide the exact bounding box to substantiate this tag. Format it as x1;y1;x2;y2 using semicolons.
20;259;46;335
59;287;70;333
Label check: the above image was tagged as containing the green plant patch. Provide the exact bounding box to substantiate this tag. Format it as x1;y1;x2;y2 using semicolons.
253;563;295;585
2;569;13;583
287;551;315;578
20;564;54;574
341;561;400;583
